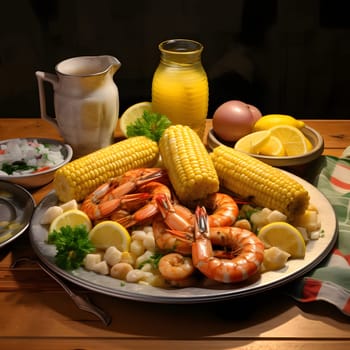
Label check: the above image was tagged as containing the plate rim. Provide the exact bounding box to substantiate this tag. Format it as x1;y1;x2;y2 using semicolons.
29;171;338;303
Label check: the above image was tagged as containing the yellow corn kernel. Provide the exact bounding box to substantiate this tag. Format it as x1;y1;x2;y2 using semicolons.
54;136;159;202
211;145;309;219
159;125;219;204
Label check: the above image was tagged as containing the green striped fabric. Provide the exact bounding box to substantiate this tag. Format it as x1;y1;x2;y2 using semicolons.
289;151;350;316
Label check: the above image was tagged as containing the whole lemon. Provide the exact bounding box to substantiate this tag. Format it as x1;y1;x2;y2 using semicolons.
253;114;305;131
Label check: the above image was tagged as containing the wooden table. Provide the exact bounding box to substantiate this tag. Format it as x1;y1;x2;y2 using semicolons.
1;118;349;350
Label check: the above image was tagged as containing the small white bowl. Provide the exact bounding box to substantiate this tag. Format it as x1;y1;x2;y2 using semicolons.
0;138;73;188
207;125;324;167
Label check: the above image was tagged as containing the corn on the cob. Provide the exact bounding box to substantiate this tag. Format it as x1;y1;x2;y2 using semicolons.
54;136;159;202
159;125;219;204
211;145;309;219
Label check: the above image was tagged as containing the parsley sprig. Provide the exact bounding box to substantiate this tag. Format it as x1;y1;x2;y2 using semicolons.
47;224;95;270
126;110;171;142
137;253;163;270
1;161;36;174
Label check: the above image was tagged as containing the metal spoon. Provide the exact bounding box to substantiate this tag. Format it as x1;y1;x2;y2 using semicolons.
11;257;112;326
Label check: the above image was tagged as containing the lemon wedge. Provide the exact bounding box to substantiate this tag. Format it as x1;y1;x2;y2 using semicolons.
234;130;271;153
258;221;306;258
256;135;285;156
119;102;153;137
269;125;308;156
253;114;305;131
88;220;131;251
49;209;92;233
305;136;313;151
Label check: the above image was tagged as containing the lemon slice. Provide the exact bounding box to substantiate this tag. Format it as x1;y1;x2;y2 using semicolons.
256;135;285;156
269;125;308;156
305;136;313;151
234;130;271;153
258;221;306;258
49;209;92;233
119;102;153;137
88;220;131;251
253;114;305;131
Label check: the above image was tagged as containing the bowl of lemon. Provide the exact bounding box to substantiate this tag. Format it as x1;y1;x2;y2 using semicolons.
207;114;324;167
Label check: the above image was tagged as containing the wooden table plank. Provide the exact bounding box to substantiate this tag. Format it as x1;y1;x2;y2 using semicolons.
1;118;349;157
305;120;350;155
0;290;349;338
0;340;348;350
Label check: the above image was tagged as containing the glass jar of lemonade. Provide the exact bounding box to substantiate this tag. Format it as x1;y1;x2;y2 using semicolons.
152;39;209;139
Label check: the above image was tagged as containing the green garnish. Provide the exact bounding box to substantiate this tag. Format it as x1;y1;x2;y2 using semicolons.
137;253;163;270
1;161;36;174
238;204;260;220
47;224;95;270
126;110;171;142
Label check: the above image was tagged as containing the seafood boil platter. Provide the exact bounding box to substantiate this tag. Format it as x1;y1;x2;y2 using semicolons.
28;124;338;304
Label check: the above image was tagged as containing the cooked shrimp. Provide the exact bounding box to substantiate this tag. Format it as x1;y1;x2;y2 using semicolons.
119;168;166;185
155;193;194;233
80;182;120;219
80;198;118;220
109;192;152;221
83;168;163;204
80;168;166;220
158;253;195;281
152;214;192;255
116;182;172;228
101;168;168;202
200;193;239;227
81;192;150;220
192;206;265;283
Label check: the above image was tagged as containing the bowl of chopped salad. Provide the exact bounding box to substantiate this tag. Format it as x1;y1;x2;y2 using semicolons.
0;138;73;188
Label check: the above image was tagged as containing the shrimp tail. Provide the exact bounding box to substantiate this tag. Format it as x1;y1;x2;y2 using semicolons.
194;206;210;239
155;193;194;232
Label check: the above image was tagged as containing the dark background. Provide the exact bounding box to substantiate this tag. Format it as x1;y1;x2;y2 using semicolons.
1;0;349;119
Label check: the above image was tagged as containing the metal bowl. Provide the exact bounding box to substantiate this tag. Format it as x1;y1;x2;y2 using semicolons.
0;138;73;188
0;180;35;248
207;125;324;167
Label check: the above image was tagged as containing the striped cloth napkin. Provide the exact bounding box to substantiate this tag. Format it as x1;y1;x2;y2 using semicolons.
289;146;350;316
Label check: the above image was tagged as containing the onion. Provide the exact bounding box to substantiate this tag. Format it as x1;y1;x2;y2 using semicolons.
247;104;262;123
212;100;262;142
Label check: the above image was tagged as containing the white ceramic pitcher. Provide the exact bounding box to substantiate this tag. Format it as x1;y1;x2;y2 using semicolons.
36;55;121;157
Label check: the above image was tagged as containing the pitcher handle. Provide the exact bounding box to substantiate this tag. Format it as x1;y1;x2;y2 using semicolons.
35;71;59;129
